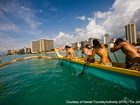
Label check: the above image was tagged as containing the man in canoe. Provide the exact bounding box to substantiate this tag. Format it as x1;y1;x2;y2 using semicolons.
92;39;112;66
83;44;95;63
110;38;140;70
65;45;76;59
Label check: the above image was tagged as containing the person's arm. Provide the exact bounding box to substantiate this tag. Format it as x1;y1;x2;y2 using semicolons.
65;50;69;58
92;49;96;56
71;51;76;59
137;49;140;53
110;43;122;52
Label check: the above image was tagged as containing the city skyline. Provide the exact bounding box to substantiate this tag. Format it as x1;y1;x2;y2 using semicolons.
0;0;140;50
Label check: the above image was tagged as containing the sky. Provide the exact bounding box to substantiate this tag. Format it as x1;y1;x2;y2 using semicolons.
0;0;140;50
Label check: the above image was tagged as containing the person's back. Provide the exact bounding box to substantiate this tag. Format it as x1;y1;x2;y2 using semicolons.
119;42;140;60
93;39;112;66
110;38;140;62
110;38;140;70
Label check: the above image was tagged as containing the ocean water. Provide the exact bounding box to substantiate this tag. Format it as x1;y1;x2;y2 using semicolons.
0;54;140;105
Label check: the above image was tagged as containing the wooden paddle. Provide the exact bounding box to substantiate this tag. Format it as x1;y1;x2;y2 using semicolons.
78;63;86;75
54;48;64;58
113;52;119;63
78;61;90;76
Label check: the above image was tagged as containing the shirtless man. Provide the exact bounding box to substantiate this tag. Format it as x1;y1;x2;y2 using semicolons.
83;44;95;63
110;38;140;70
65;46;76;59
93;39;112;66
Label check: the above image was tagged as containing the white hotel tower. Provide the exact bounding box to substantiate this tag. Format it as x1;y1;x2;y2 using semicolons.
125;22;137;44
31;39;54;53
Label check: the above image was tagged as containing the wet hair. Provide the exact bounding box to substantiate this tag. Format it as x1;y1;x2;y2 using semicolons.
114;38;124;45
65;45;71;49
85;44;92;49
93;39;100;47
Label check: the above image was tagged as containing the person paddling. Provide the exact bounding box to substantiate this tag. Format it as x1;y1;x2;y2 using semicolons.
93;39;112;66
65;46;76;59
110;38;140;70
82;44;95;63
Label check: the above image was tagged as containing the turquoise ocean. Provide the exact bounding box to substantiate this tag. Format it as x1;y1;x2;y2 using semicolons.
0;51;140;105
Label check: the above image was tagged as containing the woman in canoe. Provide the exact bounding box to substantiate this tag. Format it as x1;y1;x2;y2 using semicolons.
65;45;76;59
92;39;112;66
82;44;95;63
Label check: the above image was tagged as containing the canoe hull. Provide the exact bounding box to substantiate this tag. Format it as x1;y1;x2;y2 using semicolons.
60;59;140;93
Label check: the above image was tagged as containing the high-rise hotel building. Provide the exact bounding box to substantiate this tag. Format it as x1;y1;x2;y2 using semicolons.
125;22;137;44
103;34;110;44
31;39;54;53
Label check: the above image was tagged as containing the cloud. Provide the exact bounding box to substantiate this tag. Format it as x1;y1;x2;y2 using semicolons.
0;23;20;32
54;0;140;47
95;11;112;19
0;0;44;50
54;19;106;47
0;1;42;34
0;32;28;50
95;0;140;36
20;6;31;11
76;15;86;21
54;32;75;46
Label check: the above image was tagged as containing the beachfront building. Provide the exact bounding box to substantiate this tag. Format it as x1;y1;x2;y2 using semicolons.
7;49;16;55
23;47;31;54
31;39;54;53
80;40;90;49
88;38;95;46
103;34;110;45
31;40;40;53
125;22;137;44
71;42;81;50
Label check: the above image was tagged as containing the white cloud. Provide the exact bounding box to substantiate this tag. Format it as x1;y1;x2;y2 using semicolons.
0;1;42;35
54;0;140;47
76;15;86;21
54;19;106;47
0;1;43;50
54;32;75;47
96;0;140;36
0;23;20;32
20;6;31;11
95;11;112;19
0;32;27;50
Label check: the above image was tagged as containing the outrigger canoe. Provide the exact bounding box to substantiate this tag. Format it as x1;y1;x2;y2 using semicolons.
58;57;140;93
54;48;140;93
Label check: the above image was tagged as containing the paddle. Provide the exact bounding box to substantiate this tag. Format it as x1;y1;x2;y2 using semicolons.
113;52;118;63
54;48;64;58
109;43;119;63
78;61;89;76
